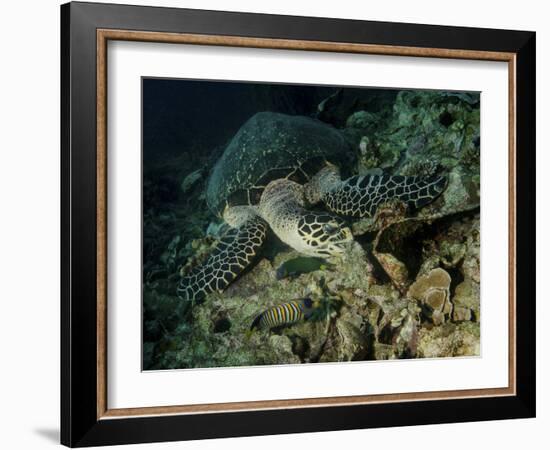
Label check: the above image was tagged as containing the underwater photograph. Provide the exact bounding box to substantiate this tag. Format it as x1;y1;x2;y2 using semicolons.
142;78;481;370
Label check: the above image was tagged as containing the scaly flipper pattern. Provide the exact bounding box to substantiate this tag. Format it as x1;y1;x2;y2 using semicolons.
177;216;268;301
323;174;447;218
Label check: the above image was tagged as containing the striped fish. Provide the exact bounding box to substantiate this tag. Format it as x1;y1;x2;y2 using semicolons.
250;298;314;330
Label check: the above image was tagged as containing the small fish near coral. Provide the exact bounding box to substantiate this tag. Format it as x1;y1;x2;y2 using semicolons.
276;257;332;280
251;298;315;330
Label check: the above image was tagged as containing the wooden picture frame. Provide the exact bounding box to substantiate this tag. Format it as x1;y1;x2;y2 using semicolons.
61;1;535;446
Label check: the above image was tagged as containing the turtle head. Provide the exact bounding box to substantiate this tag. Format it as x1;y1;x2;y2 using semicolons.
258;177;353;259
296;213;353;258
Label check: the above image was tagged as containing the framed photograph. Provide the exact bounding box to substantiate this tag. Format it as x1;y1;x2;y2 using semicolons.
61;1;536;447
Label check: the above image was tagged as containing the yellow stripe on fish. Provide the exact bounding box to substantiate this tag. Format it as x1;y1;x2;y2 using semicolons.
250;298;314;330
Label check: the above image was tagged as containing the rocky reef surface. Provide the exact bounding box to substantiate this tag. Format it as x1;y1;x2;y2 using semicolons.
143;89;480;370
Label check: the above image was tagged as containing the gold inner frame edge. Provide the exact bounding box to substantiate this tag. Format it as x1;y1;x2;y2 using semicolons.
96;29;517;420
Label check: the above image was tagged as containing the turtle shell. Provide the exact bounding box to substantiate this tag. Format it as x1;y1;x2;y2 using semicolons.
206;112;352;216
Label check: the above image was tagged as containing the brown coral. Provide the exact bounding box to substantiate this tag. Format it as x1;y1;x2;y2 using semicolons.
408;268;452;325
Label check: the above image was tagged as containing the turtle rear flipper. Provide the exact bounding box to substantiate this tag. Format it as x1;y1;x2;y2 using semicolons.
323;173;448;218
177;216;268;301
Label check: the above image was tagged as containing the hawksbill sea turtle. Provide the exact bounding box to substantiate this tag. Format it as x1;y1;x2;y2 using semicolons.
177;112;447;301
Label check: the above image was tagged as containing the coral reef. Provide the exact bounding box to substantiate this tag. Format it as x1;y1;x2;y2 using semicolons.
143;89;480;370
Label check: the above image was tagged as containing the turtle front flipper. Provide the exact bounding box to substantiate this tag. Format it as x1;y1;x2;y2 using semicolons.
177;215;268;301
306;165;447;218
325;173;447;217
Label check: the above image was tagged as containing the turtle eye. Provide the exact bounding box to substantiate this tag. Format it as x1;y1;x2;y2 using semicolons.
323;222;340;235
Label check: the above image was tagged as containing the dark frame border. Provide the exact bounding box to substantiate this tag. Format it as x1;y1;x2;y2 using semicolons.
61;1;535;447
